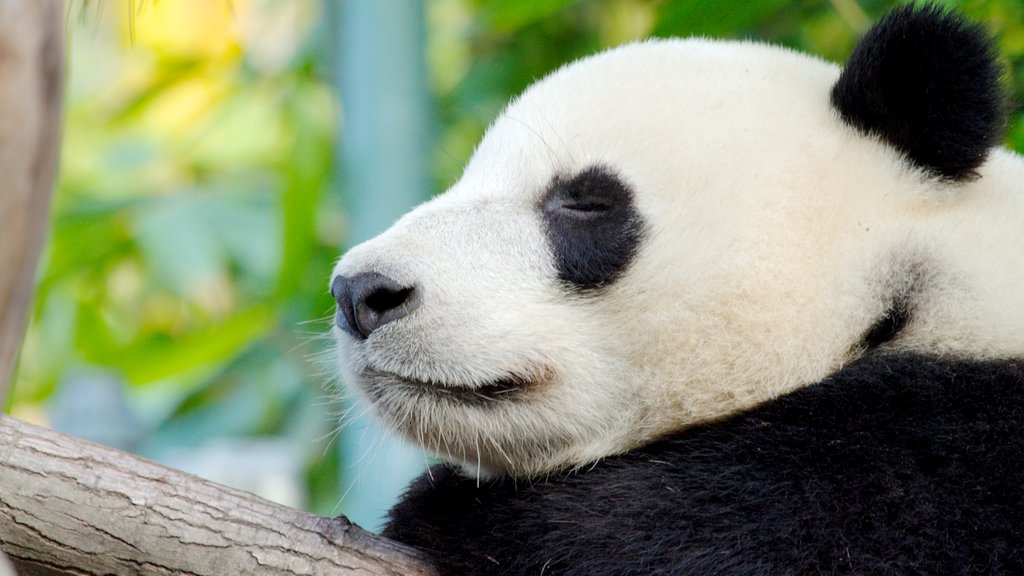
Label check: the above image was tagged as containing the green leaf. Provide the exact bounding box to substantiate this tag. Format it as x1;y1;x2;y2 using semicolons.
654;0;790;37
85;304;276;385
275;86;334;299
478;0;580;33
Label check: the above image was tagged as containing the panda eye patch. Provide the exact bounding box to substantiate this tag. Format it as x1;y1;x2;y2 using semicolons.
539;165;645;291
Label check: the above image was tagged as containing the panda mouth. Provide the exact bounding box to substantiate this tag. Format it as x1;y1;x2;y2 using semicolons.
361;367;530;406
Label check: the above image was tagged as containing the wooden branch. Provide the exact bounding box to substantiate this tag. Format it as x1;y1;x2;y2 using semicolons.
0;0;64;399
0;415;438;576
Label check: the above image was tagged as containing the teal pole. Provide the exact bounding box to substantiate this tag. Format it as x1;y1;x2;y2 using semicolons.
332;0;431;532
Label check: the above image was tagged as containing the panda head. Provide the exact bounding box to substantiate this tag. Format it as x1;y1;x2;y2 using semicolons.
331;5;1019;477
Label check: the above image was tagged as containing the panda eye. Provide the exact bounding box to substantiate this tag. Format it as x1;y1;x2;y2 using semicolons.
542;168;623;217
538;165;645;291
558;200;614;213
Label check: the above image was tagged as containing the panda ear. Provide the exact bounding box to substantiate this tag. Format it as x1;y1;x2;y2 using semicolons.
830;4;1006;181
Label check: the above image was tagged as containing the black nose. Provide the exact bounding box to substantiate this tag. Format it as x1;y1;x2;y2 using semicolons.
331;272;420;339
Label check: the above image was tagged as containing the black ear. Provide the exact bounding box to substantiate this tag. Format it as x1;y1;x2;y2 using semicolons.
831;4;1005;181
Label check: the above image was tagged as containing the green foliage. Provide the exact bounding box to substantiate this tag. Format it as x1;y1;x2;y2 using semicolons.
14;0;1024;515
15;0;342;509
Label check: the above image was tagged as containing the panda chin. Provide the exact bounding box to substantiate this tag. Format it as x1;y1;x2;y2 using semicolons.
360;367;531;407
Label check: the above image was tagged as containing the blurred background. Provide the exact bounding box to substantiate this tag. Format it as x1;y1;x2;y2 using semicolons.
8;0;1024;532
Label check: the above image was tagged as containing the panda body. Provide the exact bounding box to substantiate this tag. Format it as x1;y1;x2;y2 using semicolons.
385;354;1024;575
330;5;1024;573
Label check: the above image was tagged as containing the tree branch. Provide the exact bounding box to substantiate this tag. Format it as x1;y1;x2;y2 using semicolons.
0;0;64;399
0;415;437;576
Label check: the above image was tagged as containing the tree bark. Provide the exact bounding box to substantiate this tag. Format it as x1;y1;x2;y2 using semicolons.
0;0;64;401
0;415;438;576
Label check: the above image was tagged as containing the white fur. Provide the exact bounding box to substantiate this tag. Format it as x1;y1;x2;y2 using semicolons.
332;39;1024;477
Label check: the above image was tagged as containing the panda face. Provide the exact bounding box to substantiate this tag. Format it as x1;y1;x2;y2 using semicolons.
332;8;1024;477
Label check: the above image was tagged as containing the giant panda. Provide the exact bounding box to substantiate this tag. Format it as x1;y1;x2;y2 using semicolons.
331;5;1024;574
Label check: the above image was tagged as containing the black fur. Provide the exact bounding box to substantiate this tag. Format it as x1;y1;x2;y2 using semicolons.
860;299;911;351
831;4;1005;181
385;354;1024;575
539;166;645;291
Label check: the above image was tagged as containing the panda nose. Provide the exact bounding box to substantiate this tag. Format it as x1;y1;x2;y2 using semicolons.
331;272;420;339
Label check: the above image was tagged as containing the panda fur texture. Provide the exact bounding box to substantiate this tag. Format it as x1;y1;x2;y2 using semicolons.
330;5;1024;573
385;354;1024;575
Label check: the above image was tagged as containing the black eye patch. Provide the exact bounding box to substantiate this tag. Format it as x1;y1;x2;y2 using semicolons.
538;165;645;291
